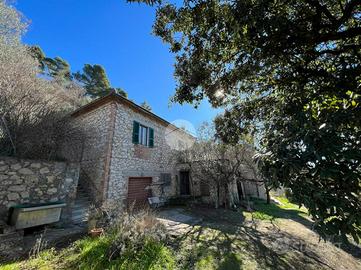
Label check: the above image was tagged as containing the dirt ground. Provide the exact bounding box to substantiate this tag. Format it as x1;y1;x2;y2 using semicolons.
157;206;361;270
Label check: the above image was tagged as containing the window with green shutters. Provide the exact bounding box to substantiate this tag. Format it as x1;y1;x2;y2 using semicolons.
149;128;154;148
132;121;140;144
132;121;154;148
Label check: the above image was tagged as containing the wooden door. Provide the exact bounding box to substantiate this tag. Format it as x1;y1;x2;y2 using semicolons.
180;171;190;195
127;177;152;208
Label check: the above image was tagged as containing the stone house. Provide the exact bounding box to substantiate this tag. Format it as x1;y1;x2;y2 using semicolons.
63;92;266;209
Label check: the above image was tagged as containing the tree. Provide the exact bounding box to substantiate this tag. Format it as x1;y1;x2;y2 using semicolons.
43;56;72;80
147;0;361;242
74;64;111;97
0;0;26;44
28;46;72;80
179;140;263;208
114;87;128;98
74;64;125;98
140;101;152;111
27;45;46;69
0;0;84;160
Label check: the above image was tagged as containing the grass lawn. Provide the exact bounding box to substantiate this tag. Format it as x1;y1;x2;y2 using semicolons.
1;197;360;270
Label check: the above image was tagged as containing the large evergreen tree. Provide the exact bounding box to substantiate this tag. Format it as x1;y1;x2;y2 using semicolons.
28;47;128;99
140;100;152;111
74;64;114;98
133;0;361;241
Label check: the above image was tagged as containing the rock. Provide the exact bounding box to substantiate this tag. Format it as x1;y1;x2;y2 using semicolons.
8;185;26;192
0;175;9;180
14;179;23;185
0;165;8;171
10;164;21;170
30;163;41;169
47;188;57;195
65;178;73;184
49;197;58;202
40;167;50;174
18;168;33;175
7;193;19;200
20;191;29;198
47;176;55;183
24;175;38;183
9;175;22;185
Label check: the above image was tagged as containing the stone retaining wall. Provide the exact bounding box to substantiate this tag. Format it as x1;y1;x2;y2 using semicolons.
0;156;80;222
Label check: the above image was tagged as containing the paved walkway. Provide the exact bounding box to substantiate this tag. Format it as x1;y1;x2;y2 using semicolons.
156;208;202;236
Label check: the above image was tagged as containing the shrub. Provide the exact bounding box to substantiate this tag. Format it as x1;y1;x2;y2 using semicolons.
107;209;168;260
284;188;299;204
68;209;175;270
0;1;85;160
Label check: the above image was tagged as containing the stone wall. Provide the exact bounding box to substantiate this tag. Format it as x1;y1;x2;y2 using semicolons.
61;103;114;204
107;102;196;207
0;157;79;222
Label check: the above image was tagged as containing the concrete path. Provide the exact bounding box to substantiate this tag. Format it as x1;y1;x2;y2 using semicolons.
156;208;202;236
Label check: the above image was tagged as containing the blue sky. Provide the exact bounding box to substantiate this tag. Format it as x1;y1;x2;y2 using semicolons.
15;0;221;132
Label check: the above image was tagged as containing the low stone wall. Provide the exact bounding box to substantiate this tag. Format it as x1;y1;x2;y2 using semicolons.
0;156;80;222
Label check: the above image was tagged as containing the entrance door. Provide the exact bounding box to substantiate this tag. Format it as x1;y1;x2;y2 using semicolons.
237;182;244;200
127;177;152;208
180;171;190;195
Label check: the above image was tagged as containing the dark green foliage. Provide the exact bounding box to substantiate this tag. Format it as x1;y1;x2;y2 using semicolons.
28;46;72;80
28;45;128;98
74;64;112;97
74;65;129;98
27;45;45;69
150;0;361;242
127;0;160;6
114;87;128;98
140;100;152;111
43;57;72;80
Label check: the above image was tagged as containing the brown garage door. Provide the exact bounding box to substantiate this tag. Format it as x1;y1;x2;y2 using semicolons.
127;177;152;208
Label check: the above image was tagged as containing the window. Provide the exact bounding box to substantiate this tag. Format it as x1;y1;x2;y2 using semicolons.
132;121;154;148
160;173;171;186
200;181;210;196
139;125;148;146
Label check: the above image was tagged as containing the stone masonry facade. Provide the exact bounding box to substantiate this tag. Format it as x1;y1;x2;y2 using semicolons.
70;93;266;209
70;94;197;208
107;101;195;207
62;102;114;204
0;157;80;222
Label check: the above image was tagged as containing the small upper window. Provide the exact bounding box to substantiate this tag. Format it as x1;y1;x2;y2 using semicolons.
132;121;154;148
139;125;148;146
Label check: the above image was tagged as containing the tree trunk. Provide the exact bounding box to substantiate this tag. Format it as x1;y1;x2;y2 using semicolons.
224;183;229;209
215;184;220;209
266;188;271;204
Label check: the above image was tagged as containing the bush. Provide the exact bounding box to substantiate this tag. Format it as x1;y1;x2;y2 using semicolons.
107;209;169;260
71;209;175;270
284;188;298;204
0;1;85;160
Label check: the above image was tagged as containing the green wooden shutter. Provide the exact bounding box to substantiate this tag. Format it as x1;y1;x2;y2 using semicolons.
149;127;154;148
132;121;139;144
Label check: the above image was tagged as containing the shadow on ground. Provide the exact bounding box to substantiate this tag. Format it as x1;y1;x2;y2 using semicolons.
158;205;361;270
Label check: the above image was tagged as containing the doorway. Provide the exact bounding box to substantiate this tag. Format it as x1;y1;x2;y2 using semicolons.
179;171;190;195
